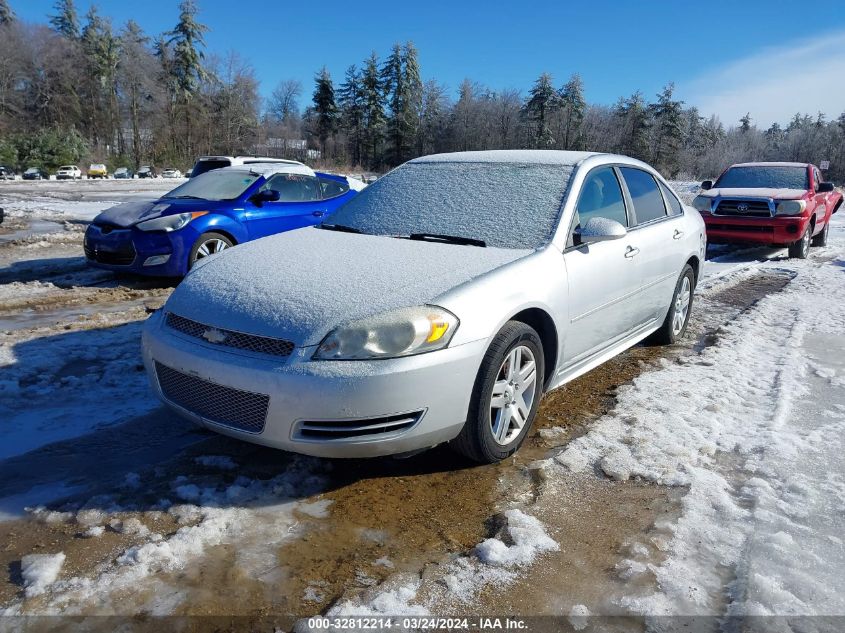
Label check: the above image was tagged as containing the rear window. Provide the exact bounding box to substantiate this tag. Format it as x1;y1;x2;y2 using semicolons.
191;159;231;179
715;166;809;190
319;177;350;199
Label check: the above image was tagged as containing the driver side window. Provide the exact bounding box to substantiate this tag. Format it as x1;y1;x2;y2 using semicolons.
262;173;320;202
571;167;627;245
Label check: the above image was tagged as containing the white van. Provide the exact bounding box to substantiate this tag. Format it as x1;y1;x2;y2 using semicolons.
189;156;305;179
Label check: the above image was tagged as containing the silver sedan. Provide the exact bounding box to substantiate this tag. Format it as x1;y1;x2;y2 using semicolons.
142;150;705;463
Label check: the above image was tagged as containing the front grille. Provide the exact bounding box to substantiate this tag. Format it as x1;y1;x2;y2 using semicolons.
708;223;774;235
715;199;771;217
165;312;295;358
296;411;424;440
84;242;136;265
155;361;268;433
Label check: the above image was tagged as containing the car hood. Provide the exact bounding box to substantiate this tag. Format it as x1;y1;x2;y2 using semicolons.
165;227;532;346
93;199;193;228
701;187;806;200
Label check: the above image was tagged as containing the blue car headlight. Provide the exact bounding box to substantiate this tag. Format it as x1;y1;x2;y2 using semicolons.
136;211;208;232
313;305;459;360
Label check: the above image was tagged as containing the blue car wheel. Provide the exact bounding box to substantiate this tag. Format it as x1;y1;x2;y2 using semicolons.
189;232;234;270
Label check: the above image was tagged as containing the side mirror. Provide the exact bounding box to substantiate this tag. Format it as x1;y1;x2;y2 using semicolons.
817;182;835;193
576;217;627;245
250;189;281;205
701;180;713;191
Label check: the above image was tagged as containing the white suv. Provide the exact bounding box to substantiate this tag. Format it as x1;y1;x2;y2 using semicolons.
189;156;305;179
56;165;82;180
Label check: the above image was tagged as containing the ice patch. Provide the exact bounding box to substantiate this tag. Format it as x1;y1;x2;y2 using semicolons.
21;553;65;597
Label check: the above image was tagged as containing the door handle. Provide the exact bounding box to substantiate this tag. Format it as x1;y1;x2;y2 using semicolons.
312;210;325;217
624;246;640;258
673;229;684;240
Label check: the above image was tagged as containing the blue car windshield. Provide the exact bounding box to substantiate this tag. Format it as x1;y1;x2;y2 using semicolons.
327;161;574;249
164;170;260;201
715;166;808;190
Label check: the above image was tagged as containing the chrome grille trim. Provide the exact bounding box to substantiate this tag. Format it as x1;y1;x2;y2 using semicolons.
715;199;772;217
295;411;424;441
164;312;295;358
154;361;269;434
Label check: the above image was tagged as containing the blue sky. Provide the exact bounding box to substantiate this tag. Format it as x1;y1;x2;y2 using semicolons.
12;0;845;126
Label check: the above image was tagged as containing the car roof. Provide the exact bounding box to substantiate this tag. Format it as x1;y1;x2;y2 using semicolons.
196;155;304;166
221;162;316;177
731;161;809;168
409;149;603;166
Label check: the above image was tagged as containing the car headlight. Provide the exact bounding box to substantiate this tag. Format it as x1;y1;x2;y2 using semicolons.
136;211;208;232
775;200;806;216
692;195;712;213
313;305;459;360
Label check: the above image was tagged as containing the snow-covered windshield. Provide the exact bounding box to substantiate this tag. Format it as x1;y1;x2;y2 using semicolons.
327;161;574;249
715;166;808;190
164;170;259;201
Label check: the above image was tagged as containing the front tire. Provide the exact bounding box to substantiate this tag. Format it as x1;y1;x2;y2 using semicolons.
811;220;829;247
188;232;233;270
451;321;545;463
788;224;811;258
649;264;695;345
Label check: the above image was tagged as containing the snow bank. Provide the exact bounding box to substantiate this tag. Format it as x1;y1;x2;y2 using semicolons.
21;553;66;597
552;228;845;616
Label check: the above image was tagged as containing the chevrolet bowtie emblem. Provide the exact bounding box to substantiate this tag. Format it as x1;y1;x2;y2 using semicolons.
202;328;227;344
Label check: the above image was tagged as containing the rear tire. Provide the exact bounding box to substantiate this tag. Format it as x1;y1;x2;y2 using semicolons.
451;321;545;463
811;221;829;247
188;232;233;270
649;264;695;345
788;224;811;258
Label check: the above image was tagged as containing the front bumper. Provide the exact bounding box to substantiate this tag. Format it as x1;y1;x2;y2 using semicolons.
83;224;193;276
702;214;809;245
141;311;485;458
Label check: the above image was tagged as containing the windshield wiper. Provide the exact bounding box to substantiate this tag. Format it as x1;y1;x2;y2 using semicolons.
407;233;486;247
319;223;362;234
169;195;205;200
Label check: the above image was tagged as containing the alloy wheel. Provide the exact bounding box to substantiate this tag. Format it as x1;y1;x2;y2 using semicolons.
489;345;538;445
196;238;229;260
672;276;691;336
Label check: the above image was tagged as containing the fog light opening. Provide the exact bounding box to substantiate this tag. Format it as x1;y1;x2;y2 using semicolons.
786;224;799;235
143;254;171;266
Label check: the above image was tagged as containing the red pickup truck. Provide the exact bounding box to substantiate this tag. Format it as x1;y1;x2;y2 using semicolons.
693;161;842;258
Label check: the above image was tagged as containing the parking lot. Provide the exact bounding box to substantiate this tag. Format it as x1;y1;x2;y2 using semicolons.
1;179;843;622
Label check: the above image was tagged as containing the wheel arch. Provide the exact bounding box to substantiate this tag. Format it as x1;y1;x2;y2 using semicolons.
685;254;701;287
507;307;558;390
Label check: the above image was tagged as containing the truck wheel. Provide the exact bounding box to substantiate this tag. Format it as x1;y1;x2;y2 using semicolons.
451;321;544;463
788;225;811;259
811;221;829;247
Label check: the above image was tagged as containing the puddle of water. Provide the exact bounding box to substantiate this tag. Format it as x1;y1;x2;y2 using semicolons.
0;220;65;245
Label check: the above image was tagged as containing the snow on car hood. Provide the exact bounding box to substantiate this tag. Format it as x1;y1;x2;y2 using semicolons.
94;200;173;227
165;227;532;346
701;187;806;200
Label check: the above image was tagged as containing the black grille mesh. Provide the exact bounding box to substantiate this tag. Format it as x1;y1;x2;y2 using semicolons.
165;312;294;358
155;361;268;433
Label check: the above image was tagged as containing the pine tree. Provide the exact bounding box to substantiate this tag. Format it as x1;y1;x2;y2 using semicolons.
338;65;365;166
402;41;423;160
559;73;586;149
649;83;684;175
79;7;120;153
167;0;208;157
0;0;14;26
312;66;337;157
739;112;752;133
361;52;385;167
380;43;405;164
614;91;650;159
522;73;558;148
120;20;151;168
49;0;79;39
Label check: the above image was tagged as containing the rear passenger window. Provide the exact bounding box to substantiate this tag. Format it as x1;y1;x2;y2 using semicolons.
620;167;667;224
573;167;628;238
319;177;350;199
659;182;683;215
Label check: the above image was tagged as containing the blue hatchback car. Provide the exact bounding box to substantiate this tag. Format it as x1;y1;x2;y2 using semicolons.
84;162;362;277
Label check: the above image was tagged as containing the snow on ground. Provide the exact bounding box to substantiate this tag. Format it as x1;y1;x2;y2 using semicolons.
20;553;66;597
548;214;845;617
